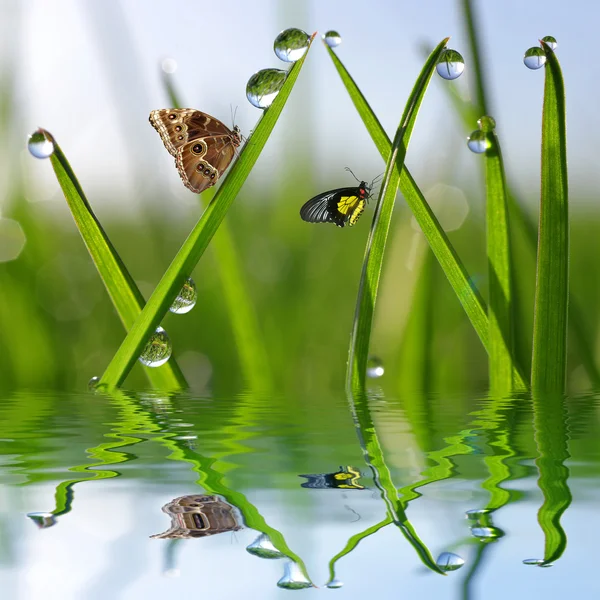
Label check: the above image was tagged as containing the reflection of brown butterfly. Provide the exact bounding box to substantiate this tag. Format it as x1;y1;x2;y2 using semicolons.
149;109;242;194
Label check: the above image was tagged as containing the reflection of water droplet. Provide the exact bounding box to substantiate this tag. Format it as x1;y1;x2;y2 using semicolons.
436;552;465;572
88;376;100;390
171;434;197;441
28;128;55;159
323;30;342;48
467;130;489;154
326;578;344;588
246;69;286;109
139;326;172;367
477;115;496;133
27;512;56;529
273;28;310;62
277;560;313;589
523;558;552;567
366;356;384;378
541;35;557;50
436;49;465;80
465;508;490;520
161;57;178;74
169;278;197;314
524;47;546;70
246;533;285;559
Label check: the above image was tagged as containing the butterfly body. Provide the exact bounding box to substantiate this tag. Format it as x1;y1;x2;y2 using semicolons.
149;109;241;194
300;181;370;227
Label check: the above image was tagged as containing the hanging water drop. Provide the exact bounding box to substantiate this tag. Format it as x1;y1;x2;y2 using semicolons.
477;115;496;133
523;47;546;70
523;558;553;567
246;533;285;559
436;49;465;80
28;128;55;159
326;578;344;589
541;36;558;50
277;560;313;589
139;326;172;367
467;130;489;154
246;69;287;109
366;356;384;378
323;30;342;48
471;526;504;542
170;277;197;314
273;28;310;62
161;57;178;74
436;552;465;572
27;512;56;529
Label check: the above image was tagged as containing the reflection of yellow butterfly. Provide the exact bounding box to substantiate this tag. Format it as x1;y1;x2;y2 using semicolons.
299;466;365;489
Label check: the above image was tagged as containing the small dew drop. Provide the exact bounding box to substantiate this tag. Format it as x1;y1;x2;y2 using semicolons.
326;578;344;589
277;561;313;590
523;558;553;568
273;27;310;62
541;35;558;50
161;57;178;74
28;128;55;159
170;277;197;314
246;533;285;559
88;376;100;390
366;356;384;378
139;326;172;368
436;552;465;572
436;49;465;80
27;512;56;529
246;68;287;109
467;130;489;154
465;508;490;520
323;30;342;48
524;47;546;70
477;115;496;133
471;526;504;542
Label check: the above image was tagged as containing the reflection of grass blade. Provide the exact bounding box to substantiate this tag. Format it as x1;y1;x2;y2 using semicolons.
46;136;187;390
531;46;569;392
163;75;272;391
100;35;316;389
346;38;450;393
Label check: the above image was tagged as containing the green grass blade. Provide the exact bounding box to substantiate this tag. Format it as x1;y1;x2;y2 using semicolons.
460;0;488;115
531;46;569;392
484;128;515;392
99;35;316;389
43;132;187;390
346;38;450;394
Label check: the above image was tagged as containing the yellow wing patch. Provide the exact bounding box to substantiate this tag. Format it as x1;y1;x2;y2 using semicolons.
337;195;360;215
349;199;366;226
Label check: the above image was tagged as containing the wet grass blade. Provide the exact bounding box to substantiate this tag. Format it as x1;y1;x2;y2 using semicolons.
346;38;450;394
326;43;527;391
43;131;187;390
99;35;316;389
531;46;569;392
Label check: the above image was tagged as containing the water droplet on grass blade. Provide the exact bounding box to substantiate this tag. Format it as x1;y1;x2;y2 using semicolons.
88;376;100;390
161;57;178;74
436;552;465;572
277;560;313;589
326;578;344;588
523;558;552;567
323;30;342;48
541;35;558;50
524;47;546;69
367;356;384;378
169;277;197;314
477;115;496;133
436;49;465;80
27;512;56;528
246;68;286;109
246;533;285;559
139;326;172;367
273;28;309;62
467;130;489;154
28;128;55;159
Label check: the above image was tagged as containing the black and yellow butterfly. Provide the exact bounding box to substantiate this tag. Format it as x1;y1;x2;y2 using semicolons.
300;170;374;228
299;466;365;490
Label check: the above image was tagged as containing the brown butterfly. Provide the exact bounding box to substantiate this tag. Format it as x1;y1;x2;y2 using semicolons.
149;108;242;193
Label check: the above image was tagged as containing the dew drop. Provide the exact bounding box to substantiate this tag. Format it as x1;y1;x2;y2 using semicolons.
436;552;465;572
277;560;313;590
477;115;496;133
467;130;489;154
246;533;285;559
366;356;384;378
524;47;546;70
246;68;287;109
88;376;100;390
541;35;558;50
465;508;490;520
326;578;344;588
436;49;465;80
273;27;310;62
139;326;172;368
323;30;342;48
471;526;504;542
28;128;55;159
161;57;178;74
523;558;553;567
169;277;197;314
27;512;56;529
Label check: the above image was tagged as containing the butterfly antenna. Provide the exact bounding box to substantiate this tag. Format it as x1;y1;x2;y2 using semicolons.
344;167;361;184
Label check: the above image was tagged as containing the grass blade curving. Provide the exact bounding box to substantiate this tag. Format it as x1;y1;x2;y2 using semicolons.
43;131;187;390
99;35;316;389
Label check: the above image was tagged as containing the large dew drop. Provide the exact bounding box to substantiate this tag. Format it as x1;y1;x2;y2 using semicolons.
139;326;172;368
273;28;309;62
246;533;285;559
541;35;558;50
323;30;342;48
169;277;197;314
436;49;465;80
436;552;465;572
467;130;489;154
523;47;546;70
27;512;57;529
28;128;55;159
277;561;313;590
366;356;384;378
246;68;287;109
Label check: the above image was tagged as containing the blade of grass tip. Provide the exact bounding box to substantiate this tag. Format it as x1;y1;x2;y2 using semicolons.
484;123;516;393
99;34;317;389
531;43;569;393
163;73;272;391
325;41;528;390
38;130;187;390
